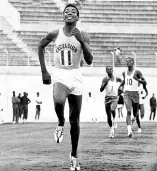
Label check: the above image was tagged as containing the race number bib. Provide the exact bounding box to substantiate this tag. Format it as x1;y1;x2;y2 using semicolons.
109;86;113;93
127;78;133;85
60;50;73;66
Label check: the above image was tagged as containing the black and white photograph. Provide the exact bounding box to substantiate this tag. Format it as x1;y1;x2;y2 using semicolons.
0;0;157;170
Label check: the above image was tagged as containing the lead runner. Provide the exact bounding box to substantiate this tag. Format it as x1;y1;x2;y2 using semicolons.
38;4;93;171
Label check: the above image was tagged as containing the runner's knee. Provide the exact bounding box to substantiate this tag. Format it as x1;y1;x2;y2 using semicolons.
69;117;79;126
127;111;131;116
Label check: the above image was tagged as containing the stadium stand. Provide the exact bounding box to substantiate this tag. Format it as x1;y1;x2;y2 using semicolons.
79;1;157;24
8;0;63;24
0;0;156;68
0;29;28;66
15;30;157;67
90;32;157;67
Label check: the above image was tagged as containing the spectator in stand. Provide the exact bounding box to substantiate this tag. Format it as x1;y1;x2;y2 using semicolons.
149;93;157;121
12;91;20;124
21;92;31;123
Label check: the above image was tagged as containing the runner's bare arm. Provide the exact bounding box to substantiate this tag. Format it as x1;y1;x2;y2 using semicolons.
119;72;125;88
100;77;109;92
134;70;147;85
81;31;93;65
116;77;123;95
71;28;93;65
142;84;148;99
38;30;59;73
116;77;122;83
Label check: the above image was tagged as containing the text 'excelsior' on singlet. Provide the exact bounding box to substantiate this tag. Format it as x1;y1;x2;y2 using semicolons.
54;28;83;70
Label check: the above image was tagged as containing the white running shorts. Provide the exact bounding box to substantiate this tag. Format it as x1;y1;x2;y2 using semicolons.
52;68;83;95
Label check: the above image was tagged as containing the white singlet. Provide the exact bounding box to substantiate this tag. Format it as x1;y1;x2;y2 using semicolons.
54;28;82;70
53;27;84;95
105;76;119;97
124;70;139;91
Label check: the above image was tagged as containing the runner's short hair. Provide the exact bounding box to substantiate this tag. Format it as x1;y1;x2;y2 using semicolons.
63;4;79;17
126;56;134;62
106;65;113;71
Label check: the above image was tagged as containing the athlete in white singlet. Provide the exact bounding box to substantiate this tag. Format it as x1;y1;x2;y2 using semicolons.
100;66;122;138
38;4;93;171
119;56;147;137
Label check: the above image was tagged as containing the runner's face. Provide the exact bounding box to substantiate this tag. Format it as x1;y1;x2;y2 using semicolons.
63;7;78;23
126;58;134;67
106;67;113;74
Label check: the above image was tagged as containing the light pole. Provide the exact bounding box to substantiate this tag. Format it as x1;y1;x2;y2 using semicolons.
4;49;8;67
155;52;157;68
4;49;9;120
27;52;30;66
131;51;136;68
111;51;114;68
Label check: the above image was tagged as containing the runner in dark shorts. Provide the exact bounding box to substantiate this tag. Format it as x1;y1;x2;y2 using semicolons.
100;66;122;138
119;56;147;138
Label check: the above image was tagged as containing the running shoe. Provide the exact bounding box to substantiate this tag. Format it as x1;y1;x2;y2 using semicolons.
70;153;80;171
